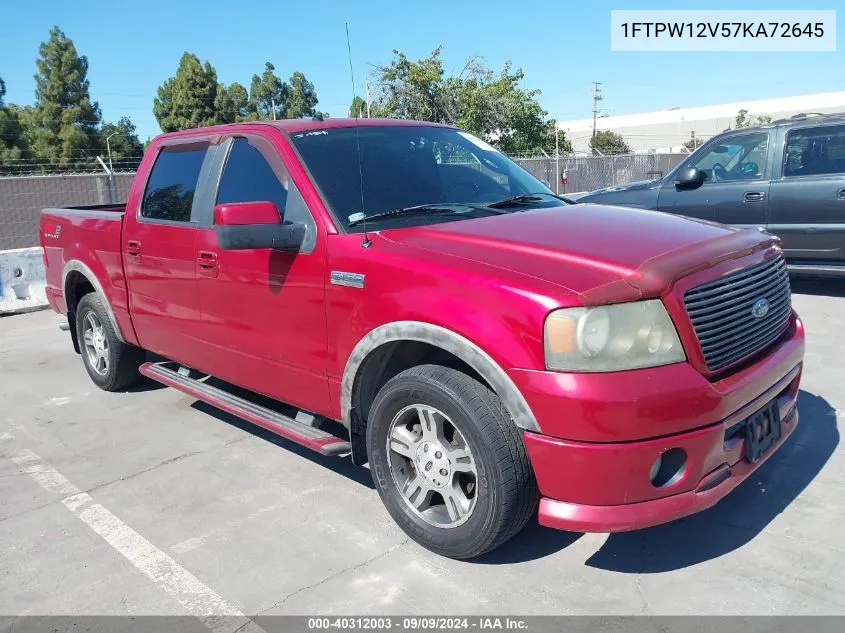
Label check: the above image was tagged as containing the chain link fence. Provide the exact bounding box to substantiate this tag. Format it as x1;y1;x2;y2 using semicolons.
0;173;135;250
0;154;688;250
513;153;687;196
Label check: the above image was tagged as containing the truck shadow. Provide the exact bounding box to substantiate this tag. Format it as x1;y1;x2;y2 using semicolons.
189;400;376;491
583;389;837;573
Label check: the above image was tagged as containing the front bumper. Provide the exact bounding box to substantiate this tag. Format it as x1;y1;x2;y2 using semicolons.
514;313;804;533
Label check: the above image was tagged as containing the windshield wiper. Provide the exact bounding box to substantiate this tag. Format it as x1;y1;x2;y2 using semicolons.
487;192;566;209
347;203;506;227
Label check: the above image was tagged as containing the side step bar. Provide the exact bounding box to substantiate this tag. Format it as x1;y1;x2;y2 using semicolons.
139;362;351;457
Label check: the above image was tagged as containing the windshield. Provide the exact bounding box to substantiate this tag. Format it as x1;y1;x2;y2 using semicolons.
288;125;564;232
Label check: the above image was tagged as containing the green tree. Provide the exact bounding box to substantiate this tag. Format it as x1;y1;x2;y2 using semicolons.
684;137;704;151
372;48;564;155
30;27;102;167
249;62;287;120
214;82;253;123
734;109;773;129
154;53;221;132
285;71;319;119
0;78;32;172
545;123;573;155
589;130;630;155
349;95;367;118
100;117;143;164
374;47;453;122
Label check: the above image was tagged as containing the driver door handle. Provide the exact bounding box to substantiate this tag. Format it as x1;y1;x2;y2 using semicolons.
744;191;766;202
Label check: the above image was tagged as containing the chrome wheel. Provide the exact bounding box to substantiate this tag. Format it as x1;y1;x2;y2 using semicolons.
82;311;109;376
386;404;478;528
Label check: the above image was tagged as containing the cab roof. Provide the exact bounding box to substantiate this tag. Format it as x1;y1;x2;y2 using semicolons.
154;118;455;142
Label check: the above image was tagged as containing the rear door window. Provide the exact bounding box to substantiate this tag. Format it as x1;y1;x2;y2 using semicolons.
141;145;209;222
783;124;845;177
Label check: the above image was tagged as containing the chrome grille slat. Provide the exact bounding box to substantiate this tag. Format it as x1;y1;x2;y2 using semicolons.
694;292;790;338
695;291;791;339
684;255;792;372
691;280;789;336
702;309;791;362
686;270;788;317
685;258;786;303
697;301;791;347
704;314;792;366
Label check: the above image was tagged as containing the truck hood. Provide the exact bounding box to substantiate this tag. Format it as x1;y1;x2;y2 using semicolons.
380;204;777;305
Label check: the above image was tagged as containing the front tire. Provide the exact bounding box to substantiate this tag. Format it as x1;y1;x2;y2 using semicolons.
366;364;538;559
75;293;144;391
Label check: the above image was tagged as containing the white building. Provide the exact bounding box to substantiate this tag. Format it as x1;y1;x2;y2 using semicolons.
558;91;845;154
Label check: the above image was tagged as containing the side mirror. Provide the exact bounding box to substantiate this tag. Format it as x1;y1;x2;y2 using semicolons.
214;202;306;252
674;167;705;190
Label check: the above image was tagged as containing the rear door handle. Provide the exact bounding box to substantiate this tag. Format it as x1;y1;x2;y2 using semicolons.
197;251;218;277
126;240;141;256
837;188;845;199
197;251;218;267
744;192;766;202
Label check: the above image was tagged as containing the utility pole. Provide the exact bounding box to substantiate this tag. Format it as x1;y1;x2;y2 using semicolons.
690;130;696;150
271;96;277;120
555;126;560;195
591;82;603;138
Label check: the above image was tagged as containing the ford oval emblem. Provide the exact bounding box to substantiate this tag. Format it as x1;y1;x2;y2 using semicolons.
751;297;770;318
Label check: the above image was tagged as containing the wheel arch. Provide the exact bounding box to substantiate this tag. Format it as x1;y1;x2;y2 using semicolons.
62;260;127;347
341;322;541;445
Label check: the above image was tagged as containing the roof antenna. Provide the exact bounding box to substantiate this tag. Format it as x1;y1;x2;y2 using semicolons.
346;22;371;248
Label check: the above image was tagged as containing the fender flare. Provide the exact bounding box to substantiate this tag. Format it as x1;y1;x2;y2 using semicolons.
340;321;540;433
62;260;127;343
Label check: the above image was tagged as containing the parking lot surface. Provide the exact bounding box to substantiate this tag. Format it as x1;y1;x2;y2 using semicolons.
1;279;843;617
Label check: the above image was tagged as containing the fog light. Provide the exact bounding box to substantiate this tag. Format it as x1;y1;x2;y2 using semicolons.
649;448;687;488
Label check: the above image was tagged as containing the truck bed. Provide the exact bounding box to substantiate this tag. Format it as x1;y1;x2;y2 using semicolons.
40;203;129;322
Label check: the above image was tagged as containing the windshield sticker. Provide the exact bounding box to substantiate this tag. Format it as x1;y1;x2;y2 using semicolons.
457;131;498;153
348;212;367;223
292;130;328;138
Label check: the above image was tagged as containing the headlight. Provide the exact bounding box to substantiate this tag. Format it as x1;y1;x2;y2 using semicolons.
544;300;685;372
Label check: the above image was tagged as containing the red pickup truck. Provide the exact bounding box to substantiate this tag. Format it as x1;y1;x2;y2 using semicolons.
40;118;805;559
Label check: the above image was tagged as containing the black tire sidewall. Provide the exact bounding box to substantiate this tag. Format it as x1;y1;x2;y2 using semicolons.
367;372;505;558
75;295;119;390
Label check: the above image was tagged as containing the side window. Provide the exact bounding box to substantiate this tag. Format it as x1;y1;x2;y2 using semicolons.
784;124;845;177
217;136;317;253
690;133;769;183
217;137;288;213
141;145;208;222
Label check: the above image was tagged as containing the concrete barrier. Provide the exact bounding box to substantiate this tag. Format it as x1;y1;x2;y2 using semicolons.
0;247;49;315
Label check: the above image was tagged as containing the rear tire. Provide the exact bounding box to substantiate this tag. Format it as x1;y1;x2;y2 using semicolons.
75;293;144;391
366;364;538;559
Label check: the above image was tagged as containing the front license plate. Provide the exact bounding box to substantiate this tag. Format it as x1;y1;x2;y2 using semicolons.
745;401;781;463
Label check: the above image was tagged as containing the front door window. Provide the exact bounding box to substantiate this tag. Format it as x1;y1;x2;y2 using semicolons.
690;133;769;183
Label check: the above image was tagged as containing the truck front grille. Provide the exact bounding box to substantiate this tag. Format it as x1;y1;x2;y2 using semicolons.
684;255;791;372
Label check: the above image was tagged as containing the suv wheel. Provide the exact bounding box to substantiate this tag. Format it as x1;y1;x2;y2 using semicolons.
76;293;145;391
366;364;538;559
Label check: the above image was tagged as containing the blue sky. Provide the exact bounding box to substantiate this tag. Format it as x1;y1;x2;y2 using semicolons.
0;0;842;141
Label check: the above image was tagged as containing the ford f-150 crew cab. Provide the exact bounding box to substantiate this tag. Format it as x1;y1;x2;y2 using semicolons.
41;118;805;559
